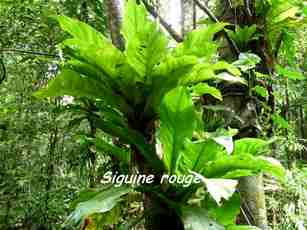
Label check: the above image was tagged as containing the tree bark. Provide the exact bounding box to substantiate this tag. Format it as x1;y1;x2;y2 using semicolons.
213;1;274;228
105;0;125;50
239;175;268;229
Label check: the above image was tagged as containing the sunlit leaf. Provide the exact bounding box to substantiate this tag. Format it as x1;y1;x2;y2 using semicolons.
192;83;223;101
233;53;261;72
160;87;196;173
122;0;168;77
276;65;305;80
253;85;268;98
65;185;131;227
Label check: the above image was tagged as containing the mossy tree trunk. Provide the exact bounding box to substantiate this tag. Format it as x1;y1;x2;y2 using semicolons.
215;1;277;229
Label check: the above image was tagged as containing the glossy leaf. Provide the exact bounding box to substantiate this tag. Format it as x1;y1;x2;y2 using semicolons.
232;138;271;156
57;15;108;45
174;23;227;60
34;69;111;100
233;53;261;72
192;83;223;101
253;85;268;98
202;154;285;181
65;185;131;227
160;87;196;173
179;139;225;173
122;0;168;77
206;193;241;226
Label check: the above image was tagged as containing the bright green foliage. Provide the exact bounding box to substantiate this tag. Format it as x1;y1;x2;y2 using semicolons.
192;83;223;101
276;65;305;80
179;139;224;173
159;98;285;180
34;69;111;99
122;0;168;77
232;138;271;156
35;0;243;170
34;1;286;229
160;87;196;173
158;86;285;228
58;15;108;45
233;53;261;72
261;0;306;55
227;25;259;51
205;193;241;226
65;185;131;226
202;154;285;181
174;23;227;60
272;113;289;129
253;85;269;98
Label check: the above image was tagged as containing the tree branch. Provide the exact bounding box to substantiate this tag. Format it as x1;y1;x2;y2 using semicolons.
141;0;183;42
193;0;240;56
0;48;60;58
194;0;219;22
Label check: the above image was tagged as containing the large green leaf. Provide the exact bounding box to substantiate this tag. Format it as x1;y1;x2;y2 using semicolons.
174;23;227;60
34;69;114;101
179;139;225;173
233;53;261;72
62;39;124;78
181;206;225;230
206;193;241;226
57;15;108;45
232;138;271;156
148;55;197;113
191;83;223;101
227;25;259;50
122;0;168;77
160;87;196;173
181;61;242;85
57;16;123;78
202;154;285;181
65;185;131;227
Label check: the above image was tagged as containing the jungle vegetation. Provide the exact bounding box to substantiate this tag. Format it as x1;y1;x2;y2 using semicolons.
0;0;306;230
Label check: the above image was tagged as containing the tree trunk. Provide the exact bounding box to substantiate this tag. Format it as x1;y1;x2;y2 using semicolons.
239;175;268;229
130;118;184;230
213;1;273;228
105;0;125;50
